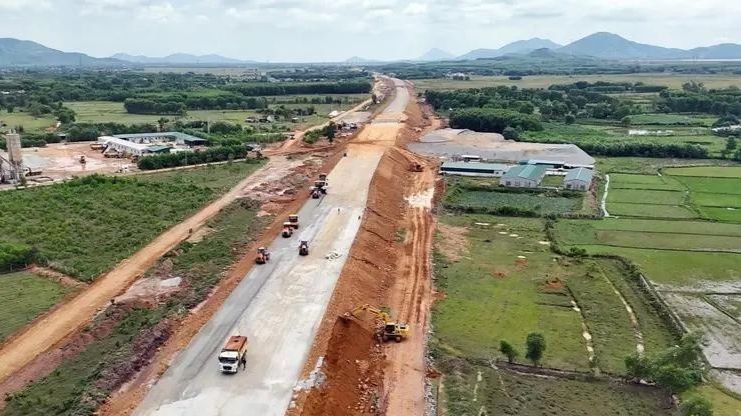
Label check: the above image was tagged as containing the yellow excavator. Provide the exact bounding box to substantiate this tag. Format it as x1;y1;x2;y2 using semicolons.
344;304;410;343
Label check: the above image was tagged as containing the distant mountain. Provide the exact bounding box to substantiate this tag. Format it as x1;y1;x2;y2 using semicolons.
112;52;250;64
0;38;121;67
417;48;454;61
557;32;686;60
496;38;563;56
344;56;384;64
686;43;741;59
457;38;562;60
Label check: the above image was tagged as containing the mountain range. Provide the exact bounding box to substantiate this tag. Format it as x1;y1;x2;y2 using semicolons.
111;53;251;64
456;38;563;60
453;32;741;61
0;38;120;66
2;33;741;67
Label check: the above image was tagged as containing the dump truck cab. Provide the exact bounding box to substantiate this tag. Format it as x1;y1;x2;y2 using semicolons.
282;222;294;237
288;214;299;229
299;240;309;256
218;335;248;373
255;247;270;264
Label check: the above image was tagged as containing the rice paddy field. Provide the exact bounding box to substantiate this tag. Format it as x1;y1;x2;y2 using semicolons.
552;164;741;408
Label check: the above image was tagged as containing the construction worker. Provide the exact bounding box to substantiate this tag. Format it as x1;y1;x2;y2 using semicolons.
240;355;247;370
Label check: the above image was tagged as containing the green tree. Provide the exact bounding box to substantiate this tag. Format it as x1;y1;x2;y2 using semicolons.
324;122;337;144
621;116;632;126
499;340;518;363
726;136;737;153
502;126;519;140
681;396;713;416
525;333;545;366
564;114;576;124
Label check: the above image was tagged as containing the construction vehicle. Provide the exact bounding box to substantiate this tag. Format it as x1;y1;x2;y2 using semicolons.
255;247;270;264
311;187;321;199
344;304;410;343
288;214;299;229
281;222;294;238
218;335;248;373
299;240;309;256
79;155;86;164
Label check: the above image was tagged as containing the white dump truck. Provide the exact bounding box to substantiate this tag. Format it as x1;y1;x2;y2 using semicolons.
218;335;248;373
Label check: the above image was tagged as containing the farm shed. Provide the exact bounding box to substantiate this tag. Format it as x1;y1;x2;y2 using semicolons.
500;164;547;188
564;167;594;191
440;161;511;177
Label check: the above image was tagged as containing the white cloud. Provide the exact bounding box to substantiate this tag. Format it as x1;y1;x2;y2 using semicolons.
402;2;428;16
0;0;51;11
137;2;180;22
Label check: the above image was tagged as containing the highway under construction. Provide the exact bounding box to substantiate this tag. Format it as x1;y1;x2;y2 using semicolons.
133;79;411;416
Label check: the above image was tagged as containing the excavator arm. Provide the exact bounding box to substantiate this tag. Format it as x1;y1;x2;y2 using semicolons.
349;304;391;323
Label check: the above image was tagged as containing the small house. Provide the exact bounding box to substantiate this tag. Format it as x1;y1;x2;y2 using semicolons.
564;167;594;191
440;161;510;177
500;164;547;188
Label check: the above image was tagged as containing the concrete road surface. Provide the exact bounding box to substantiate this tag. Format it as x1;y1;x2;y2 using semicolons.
135;78;409;416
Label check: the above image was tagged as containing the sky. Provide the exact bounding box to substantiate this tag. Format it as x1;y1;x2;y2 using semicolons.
1;0;740;62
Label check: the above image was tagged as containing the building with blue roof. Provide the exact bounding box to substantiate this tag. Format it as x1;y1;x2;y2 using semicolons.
564;167;594;191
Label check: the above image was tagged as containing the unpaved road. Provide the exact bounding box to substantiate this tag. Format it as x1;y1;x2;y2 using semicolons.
133;79;410;416
0;158;300;383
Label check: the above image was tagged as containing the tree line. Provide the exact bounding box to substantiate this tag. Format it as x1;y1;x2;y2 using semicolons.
137;145;256;170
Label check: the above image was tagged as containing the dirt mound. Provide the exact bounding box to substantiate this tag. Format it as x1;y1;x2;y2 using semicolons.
300;319;383;415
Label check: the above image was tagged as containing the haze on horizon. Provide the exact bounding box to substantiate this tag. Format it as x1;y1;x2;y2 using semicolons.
1;0;740;62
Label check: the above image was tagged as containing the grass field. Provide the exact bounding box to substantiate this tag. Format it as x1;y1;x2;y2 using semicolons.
0;271;72;342
697;206;741;222
556;220;741;252
608;202;696;219
440;358;674;416
413;73;741;91
0;160;264;280
607;188;685;205
0;110;56;133
664;166;741;178
66;97;364;130
566;246;740;285
434;215;589;371
628;113;717;126
692;192;741;208
524;122;727;156
4;200;267;415
676;177;741;195
597;157;740;175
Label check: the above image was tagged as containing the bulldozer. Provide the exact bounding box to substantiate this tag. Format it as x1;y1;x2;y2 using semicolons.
343;304;410;343
298;240;309;256
288;214;300;229
281;222;294;238
255;247;270;264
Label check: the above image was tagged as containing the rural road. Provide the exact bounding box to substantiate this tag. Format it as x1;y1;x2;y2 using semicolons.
134;78;410;416
0;158;305;383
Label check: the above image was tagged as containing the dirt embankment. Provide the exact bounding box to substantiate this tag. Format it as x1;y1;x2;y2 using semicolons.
290;145;410;415
292;89;441;416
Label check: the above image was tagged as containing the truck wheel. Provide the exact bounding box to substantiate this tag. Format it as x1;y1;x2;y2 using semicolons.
395;335;402;343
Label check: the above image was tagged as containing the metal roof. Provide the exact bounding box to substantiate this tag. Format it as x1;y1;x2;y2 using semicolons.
502;164;547;181
146;145;172;153
112;131;202;141
565;167;594;182
441;161;510;171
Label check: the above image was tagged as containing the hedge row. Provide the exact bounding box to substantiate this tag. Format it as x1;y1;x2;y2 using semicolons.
137;145;256;170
